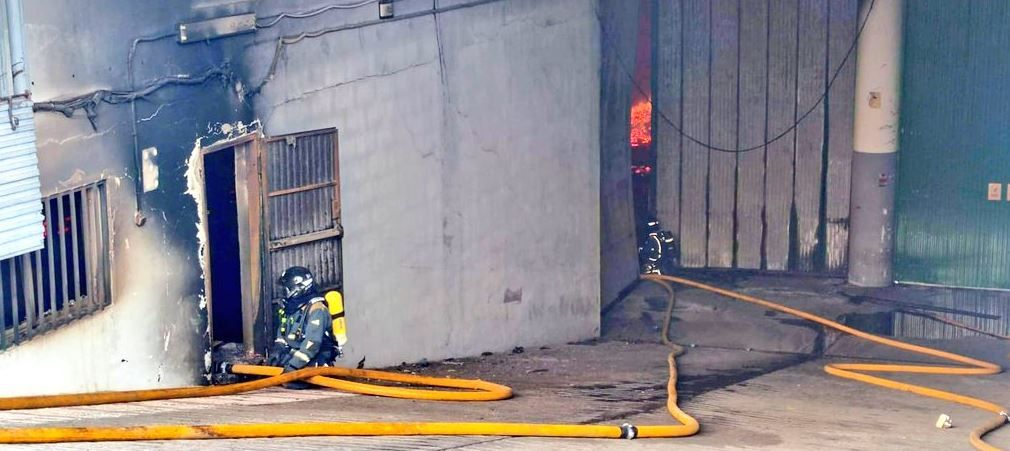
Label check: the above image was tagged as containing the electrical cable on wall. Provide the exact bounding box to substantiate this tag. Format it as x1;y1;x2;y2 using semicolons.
248;0;504;97
33;66;231;129
255;0;378;28
599;0;876;154
31;0;507;221
128;32;176;224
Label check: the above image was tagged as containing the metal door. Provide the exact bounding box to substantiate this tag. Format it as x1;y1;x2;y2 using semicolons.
895;0;1010;289
259;129;342;347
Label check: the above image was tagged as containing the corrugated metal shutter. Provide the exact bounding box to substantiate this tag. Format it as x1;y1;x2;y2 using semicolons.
0;100;42;261
262;129;342;300
895;0;1010;289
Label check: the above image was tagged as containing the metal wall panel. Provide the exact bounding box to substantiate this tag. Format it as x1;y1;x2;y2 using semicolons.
735;0;769;269
653;0;856;273
679;0;710;267
268;239;342;299
266;132;336;240
707;0;738;268
0;103;42;261
892;289;1010;340
654;0;682;245
825;0;857;270
895;0;1010;289
794;0;828;271
263;129;342;300
765;0;799;271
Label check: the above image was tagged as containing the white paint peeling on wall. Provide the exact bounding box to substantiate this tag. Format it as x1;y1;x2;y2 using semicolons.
185;137;214;378
184;137;208;276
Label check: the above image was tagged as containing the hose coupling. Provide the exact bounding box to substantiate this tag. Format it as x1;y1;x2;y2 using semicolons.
1000;411;1009;423
619;423;638;440
219;362;234;374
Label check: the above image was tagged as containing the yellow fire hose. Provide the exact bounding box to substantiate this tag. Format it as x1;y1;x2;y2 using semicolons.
0;274;1003;449
646;275;1009;451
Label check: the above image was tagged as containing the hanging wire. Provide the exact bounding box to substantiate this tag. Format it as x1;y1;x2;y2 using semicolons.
600;0;877;154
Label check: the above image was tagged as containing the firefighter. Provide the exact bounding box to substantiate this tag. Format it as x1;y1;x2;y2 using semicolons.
269;266;339;389
639;219;677;275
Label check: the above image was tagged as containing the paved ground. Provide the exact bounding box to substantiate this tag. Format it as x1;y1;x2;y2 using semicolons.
1;273;1008;450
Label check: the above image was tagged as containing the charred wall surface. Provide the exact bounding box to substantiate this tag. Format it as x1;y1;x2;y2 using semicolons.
0;0;604;393
0;0;244;395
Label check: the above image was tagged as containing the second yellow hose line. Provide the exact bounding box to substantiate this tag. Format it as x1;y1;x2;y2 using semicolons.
647;275;1009;451
0;274;1003;449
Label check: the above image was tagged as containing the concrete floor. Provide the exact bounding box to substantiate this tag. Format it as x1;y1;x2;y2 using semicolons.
1;273;1008;450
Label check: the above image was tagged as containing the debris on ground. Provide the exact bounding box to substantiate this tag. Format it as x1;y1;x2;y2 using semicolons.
211;342;262;384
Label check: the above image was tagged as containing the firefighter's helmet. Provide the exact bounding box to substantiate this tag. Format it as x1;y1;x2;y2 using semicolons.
278;266;315;299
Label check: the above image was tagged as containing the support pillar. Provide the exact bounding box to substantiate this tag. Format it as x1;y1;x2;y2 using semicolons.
847;0;903;287
4;0;27;96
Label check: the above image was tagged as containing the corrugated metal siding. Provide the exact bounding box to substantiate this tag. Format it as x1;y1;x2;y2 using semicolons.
266;133;336;240
654;0;857;273
892;289;1010;340
0;102;42;261
264;130;341;299
895;0;1010;289
268;239;342;299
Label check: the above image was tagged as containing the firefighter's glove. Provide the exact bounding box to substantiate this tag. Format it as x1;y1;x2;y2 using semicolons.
267;344;287;366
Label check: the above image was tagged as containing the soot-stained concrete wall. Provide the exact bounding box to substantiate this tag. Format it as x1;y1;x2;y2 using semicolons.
245;0;602;367
0;0;244;395
0;0;603;393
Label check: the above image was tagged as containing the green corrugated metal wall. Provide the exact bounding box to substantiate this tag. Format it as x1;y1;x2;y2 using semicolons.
896;0;1010;289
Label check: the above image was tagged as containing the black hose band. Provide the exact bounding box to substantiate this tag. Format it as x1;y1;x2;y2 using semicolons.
619;423;638;439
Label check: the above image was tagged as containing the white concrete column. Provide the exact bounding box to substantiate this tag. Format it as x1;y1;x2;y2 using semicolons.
848;0;903;287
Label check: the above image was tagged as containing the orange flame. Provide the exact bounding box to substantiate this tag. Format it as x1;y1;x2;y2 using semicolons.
630;100;652;148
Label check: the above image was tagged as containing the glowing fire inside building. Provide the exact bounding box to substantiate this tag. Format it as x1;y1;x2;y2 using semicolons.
630;100;652;149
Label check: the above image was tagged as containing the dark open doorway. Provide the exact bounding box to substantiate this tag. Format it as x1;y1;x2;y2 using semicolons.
204;148;243;345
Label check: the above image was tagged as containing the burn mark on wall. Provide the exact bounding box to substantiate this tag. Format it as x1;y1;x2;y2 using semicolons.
504;287;523;304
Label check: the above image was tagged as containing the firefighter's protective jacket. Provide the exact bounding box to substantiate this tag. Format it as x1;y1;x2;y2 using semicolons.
271;290;337;371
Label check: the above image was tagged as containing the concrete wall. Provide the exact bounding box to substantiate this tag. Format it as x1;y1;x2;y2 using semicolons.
245;0;602;367
0;0;602;394
0;0;244;395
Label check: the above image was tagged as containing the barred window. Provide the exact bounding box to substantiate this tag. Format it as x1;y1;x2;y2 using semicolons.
0;181;110;349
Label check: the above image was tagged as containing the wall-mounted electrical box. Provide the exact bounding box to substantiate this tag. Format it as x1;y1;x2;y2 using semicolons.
178;13;256;44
